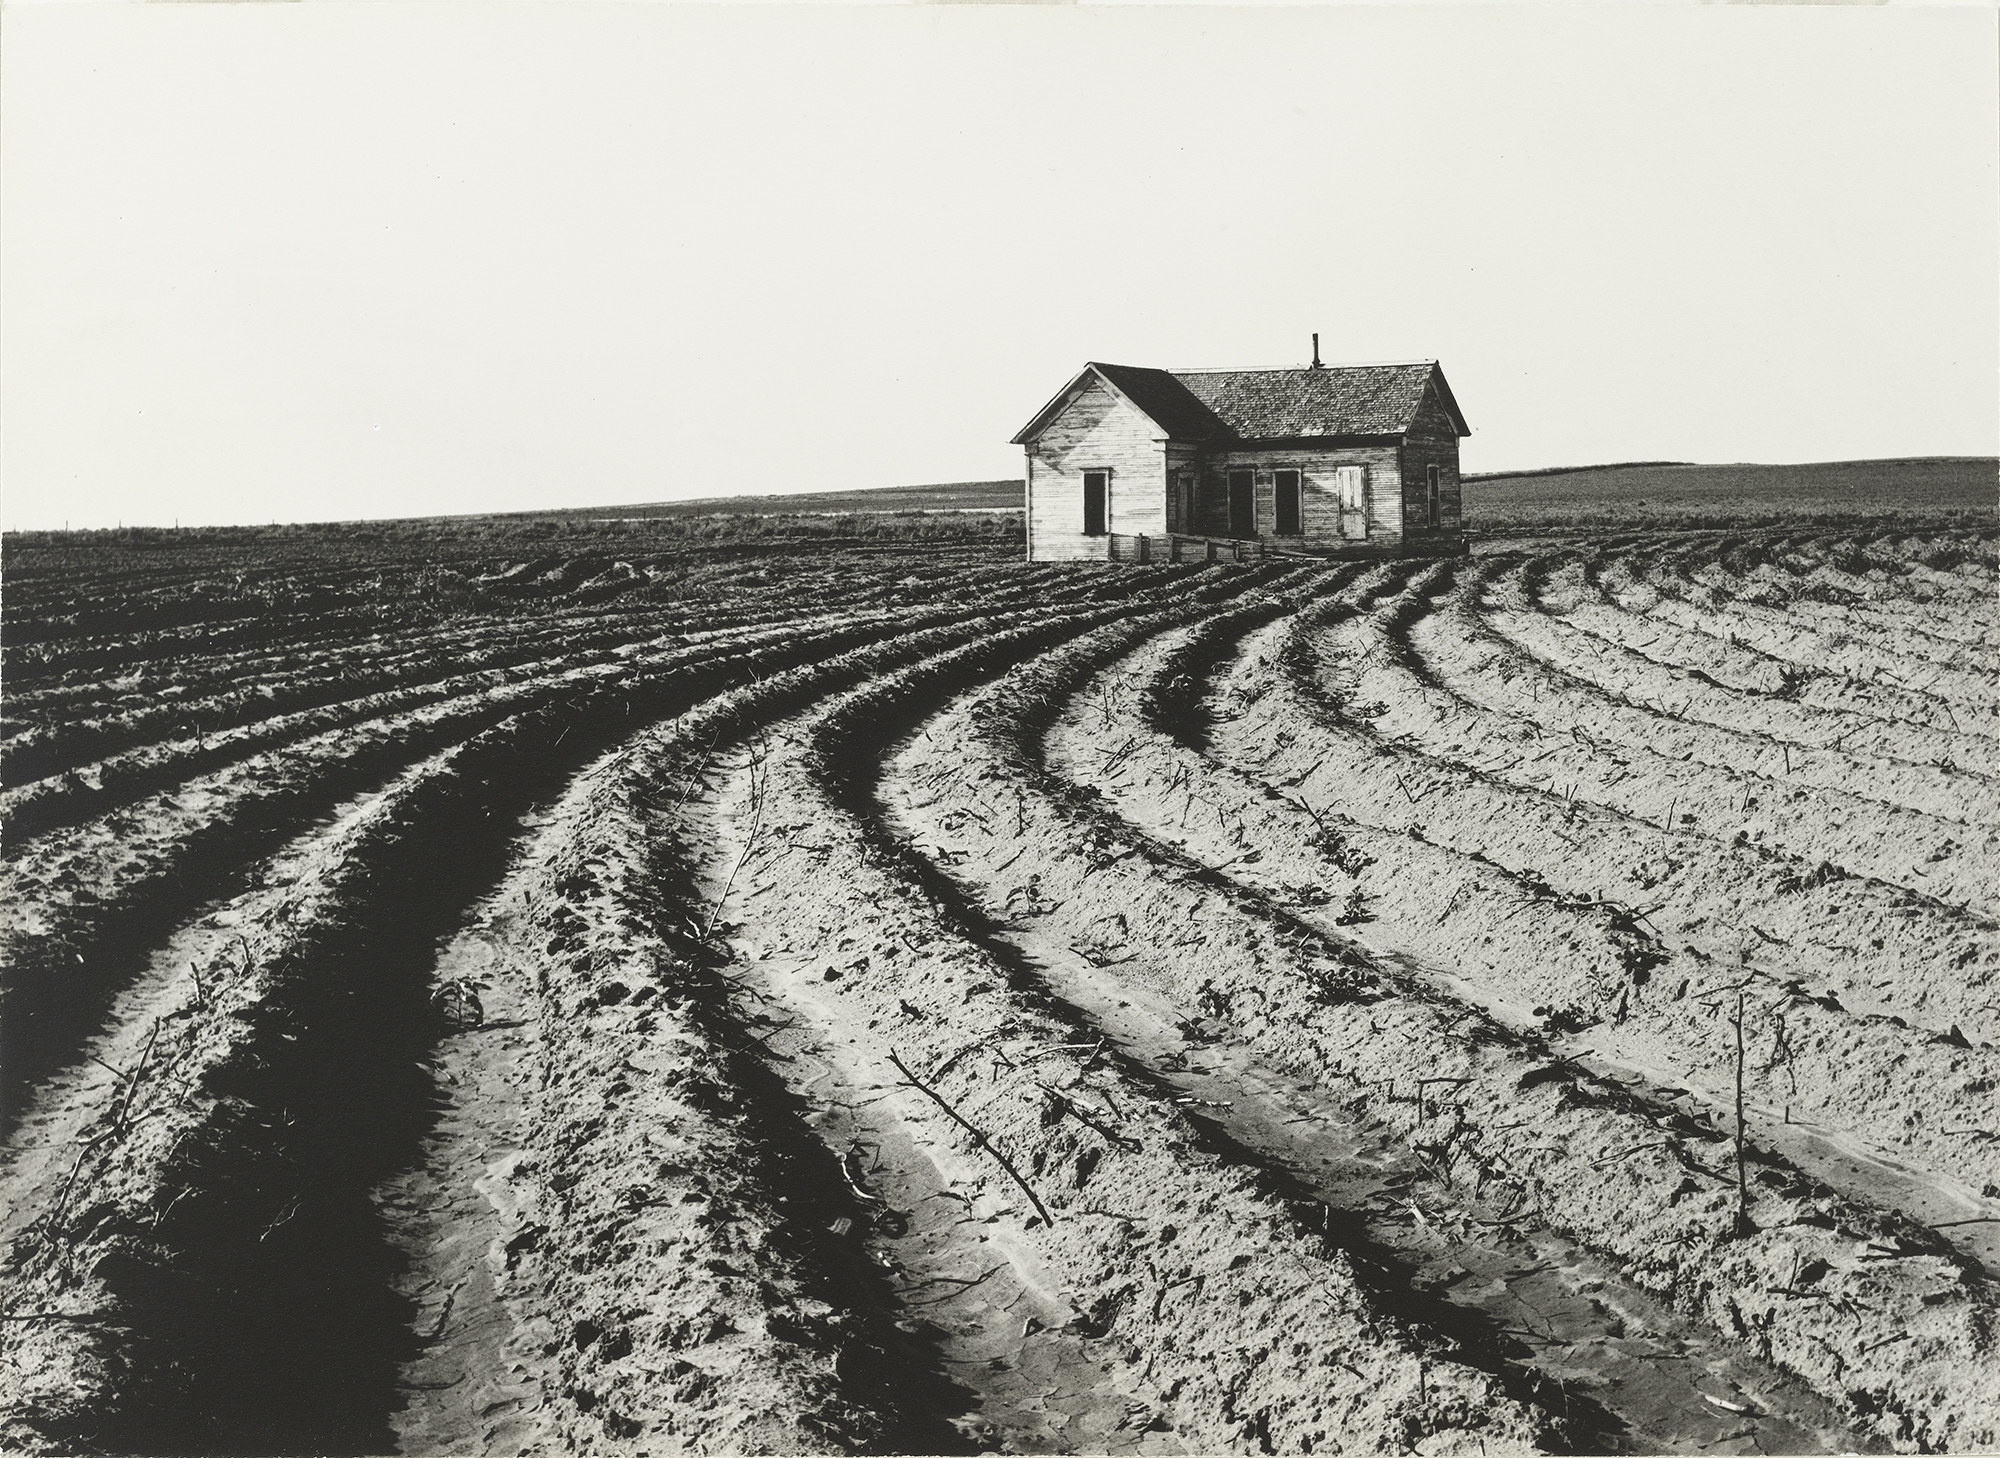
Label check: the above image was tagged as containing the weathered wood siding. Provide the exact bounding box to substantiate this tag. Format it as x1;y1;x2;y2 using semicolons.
1165;443;1202;537
1201;446;1403;543
1399;382;1463;533
1024;378;1168;560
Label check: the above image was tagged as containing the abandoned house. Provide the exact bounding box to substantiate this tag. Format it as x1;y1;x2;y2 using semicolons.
1010;348;1470;562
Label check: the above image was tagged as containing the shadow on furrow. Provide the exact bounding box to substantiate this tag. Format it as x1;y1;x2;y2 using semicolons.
810;603;1618;1453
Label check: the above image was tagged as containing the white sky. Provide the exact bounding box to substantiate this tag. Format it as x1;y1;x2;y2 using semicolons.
2;2;1995;530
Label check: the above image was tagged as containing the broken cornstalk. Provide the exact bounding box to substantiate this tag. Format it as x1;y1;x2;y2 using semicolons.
1731;983;1753;1236
889;1051;1054;1227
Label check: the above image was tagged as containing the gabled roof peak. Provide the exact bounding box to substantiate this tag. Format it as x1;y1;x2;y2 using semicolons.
1169;358;1439;374
1010;358;1469;446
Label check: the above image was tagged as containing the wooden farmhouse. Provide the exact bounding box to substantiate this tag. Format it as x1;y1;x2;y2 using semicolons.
1011;354;1470;562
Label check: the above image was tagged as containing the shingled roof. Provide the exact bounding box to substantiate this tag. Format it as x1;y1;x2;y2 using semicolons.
1011;360;1468;445
1176;363;1468;440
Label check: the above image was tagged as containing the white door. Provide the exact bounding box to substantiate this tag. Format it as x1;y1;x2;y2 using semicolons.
1335;466;1367;538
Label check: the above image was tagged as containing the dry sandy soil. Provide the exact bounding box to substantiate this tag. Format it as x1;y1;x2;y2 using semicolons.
1;525;1995;1454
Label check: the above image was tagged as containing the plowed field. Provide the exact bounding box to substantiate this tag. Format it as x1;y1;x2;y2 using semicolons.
2;523;1996;1455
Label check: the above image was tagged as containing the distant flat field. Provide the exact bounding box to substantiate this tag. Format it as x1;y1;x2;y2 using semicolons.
547;478;1027;519
1464;456;1996;534
541;457;1995;535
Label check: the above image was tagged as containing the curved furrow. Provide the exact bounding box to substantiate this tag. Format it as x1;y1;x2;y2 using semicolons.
1775;595;2000;662
1630;560;2000;713
1569;556;2000;744
0;613;994;1138
1709;549;1992;658
1518;560;2000;767
1207;574;2000;1046
0;707;659;1452
0;600;760;785
381;612;1157;1454
1790;532;2000;598
0;617;842;843
879;605;1912;1453
0;551;1057;743
1013;598;1996;1453
1;603;629;721
1699;532;1999;605
1050;598;2000;1245
1625;531;1969;613
666;604;1571;1455
1431;564;1999;841
7;520;1990;1455
0;546;1032;695
1463;563;1995;825
0;609;1098;1455
1231;614;1998;1198
1594;526;2000;632
1671;591;2000;704
1340;564;1998;920
3;606;401;681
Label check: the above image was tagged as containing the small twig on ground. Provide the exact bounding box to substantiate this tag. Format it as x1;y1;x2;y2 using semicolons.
839;1146;886;1207
702;738;770;939
1592;1140;1672;1169
905;1264;1008;1295
1034;1081;1141;1152
1731;984;1753;1236
927;1039;987;1085
115;1020;162;1133
889;1051;1054;1227
1150;1271;1206;1321
1434;883;1471;926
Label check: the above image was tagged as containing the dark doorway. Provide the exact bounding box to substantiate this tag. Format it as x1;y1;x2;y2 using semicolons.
1274;470;1302;536
1082;471;1107;536
1227;470;1254;538
1173;472;1196;534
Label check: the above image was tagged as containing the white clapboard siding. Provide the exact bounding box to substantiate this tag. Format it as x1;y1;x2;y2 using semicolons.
1024;378;1169;560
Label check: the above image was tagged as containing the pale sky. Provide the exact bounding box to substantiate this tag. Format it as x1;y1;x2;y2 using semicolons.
3;2;1995;530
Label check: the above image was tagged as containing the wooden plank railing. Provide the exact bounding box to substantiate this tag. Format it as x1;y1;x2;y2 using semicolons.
1106;530;1466;564
1108;533;1268;563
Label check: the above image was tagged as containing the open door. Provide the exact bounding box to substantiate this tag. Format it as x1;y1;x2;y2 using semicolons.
1274;470;1302;536
1227;470;1255;538
1335;466;1367;539
1172;472;1196;534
